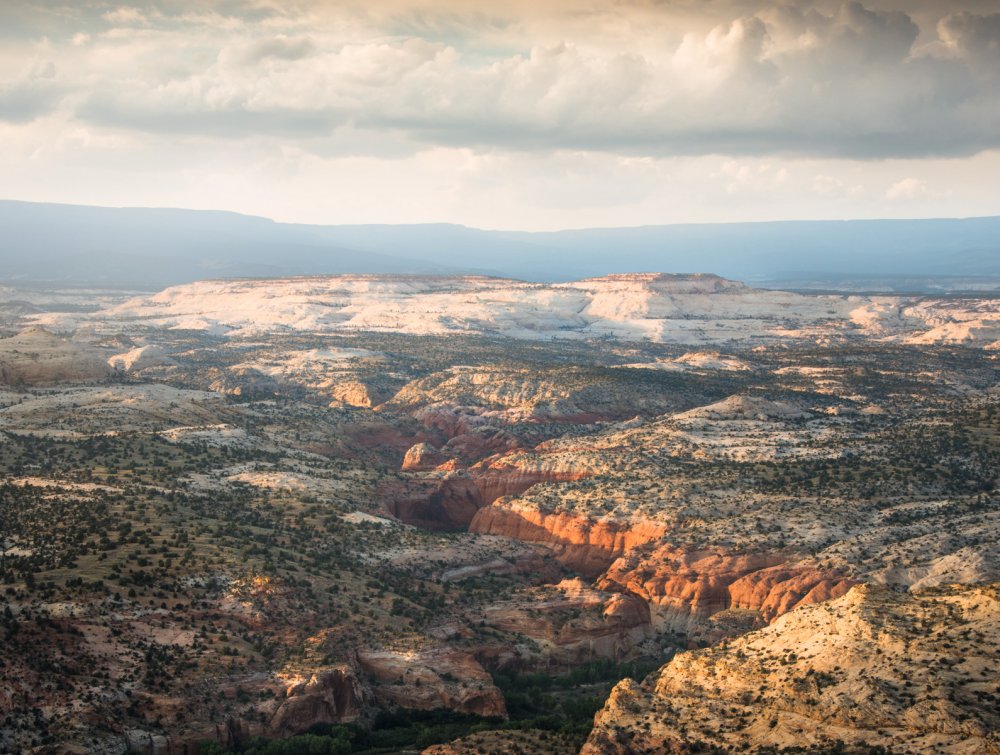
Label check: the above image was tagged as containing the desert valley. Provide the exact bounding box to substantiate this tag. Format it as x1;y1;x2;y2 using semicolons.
0;273;998;754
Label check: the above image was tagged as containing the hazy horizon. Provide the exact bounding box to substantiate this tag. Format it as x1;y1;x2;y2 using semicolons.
3;198;999;289
4;195;1000;234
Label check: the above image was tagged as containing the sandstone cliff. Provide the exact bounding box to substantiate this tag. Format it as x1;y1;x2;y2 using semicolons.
469;503;667;577
598;543;857;632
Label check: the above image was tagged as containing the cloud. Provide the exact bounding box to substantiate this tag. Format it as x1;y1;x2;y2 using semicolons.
232;35;317;64
886;177;929;200
937;11;1000;76
15;1;987;159
0;57;65;124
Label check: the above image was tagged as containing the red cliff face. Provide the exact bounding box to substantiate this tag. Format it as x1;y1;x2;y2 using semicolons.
468;504;668;577
401;442;448;471
469;502;854;629
598;543;857;629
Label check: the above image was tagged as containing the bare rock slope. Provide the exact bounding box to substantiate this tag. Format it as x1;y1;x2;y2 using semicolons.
585;583;1000;754
32;273;1000;348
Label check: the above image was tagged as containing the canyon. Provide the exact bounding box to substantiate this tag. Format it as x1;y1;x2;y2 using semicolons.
1;274;998;753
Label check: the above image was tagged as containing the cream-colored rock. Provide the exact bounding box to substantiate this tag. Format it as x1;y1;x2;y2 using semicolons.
584;583;1000;754
0;327;111;384
357;648;506;718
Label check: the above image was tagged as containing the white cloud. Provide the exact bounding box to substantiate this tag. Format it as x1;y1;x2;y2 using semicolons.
0;1;996;228
3;1;998;158
886;177;930;200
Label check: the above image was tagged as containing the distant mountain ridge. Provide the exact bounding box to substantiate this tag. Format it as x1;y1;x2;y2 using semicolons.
1;199;998;289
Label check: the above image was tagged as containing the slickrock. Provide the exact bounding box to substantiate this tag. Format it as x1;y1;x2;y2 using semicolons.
108;343;173;372
479;578;652;666
584;583;1000;754
41;273;1000;348
328;379;388;408
0;326;112;384
357;649;507;718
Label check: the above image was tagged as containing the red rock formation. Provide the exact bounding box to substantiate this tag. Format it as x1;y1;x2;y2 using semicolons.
466;499;854;630
388;449;596;530
402;442;448;471
469;505;667;577
468;459;592;506
598;543;857;628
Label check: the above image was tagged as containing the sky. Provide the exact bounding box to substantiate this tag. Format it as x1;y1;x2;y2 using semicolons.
1;0;999;230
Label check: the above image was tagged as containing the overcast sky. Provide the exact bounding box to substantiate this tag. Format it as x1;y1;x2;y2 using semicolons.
1;0;998;230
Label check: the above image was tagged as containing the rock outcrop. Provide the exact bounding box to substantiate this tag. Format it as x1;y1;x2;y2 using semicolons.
108;344;174;372
479;579;652;667
328;379;390;408
469;503;667;577
357;649;506;718
674;394;812;422
381;475;484;530
267;666;365;738
402;442;448;471
584;583;1000;754
0;327;112;385
470;462;592;507
598;544;857;632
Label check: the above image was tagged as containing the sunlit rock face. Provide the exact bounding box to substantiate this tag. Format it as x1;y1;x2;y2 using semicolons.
36;273;1000;348
584;583;1000;754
